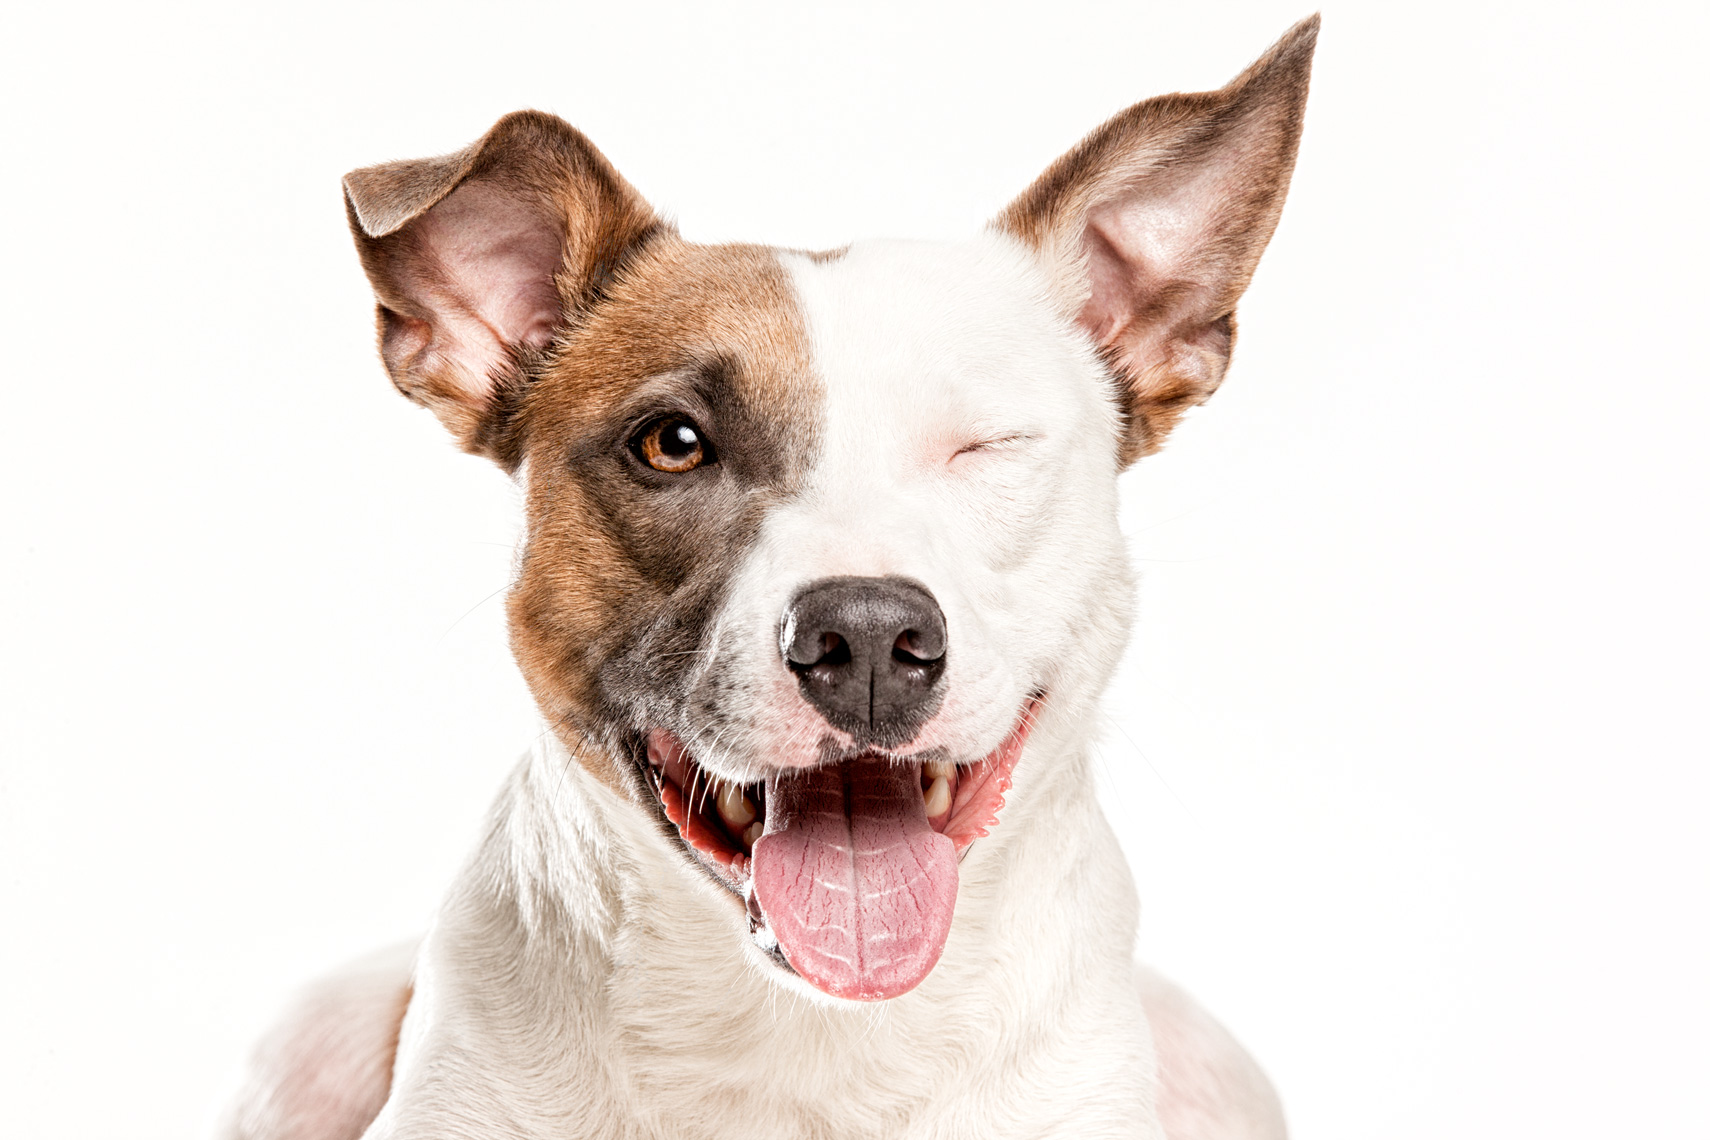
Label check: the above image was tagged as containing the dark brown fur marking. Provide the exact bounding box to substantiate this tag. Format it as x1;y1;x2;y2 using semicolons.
345;118;824;795
507;238;820;789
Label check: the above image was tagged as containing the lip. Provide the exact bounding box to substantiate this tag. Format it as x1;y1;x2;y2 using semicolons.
632;695;1045;897
631;695;1043;997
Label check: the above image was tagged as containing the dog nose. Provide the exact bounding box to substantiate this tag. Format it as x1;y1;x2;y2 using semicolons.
782;576;947;747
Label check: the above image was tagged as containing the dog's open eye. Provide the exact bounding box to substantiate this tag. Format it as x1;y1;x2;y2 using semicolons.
633;416;714;474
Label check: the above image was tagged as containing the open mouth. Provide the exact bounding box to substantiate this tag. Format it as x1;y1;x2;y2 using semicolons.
642;696;1042;1002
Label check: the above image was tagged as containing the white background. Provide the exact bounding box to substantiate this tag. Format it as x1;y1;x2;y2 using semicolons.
2;1;1705;1136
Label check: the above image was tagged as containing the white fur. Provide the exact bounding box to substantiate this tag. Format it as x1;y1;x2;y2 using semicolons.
226;235;1284;1140
689;236;1131;784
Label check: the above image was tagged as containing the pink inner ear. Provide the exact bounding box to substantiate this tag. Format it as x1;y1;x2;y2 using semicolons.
1077;144;1241;358
403;180;564;397
1078;216;1179;391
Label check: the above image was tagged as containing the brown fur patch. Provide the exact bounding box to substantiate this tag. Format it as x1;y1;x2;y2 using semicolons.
344;111;664;462
506;237;820;791
344;114;827;800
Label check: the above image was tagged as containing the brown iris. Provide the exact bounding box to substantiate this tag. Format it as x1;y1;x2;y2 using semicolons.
636;416;709;473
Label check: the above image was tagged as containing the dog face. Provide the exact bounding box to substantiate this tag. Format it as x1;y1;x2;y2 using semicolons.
344;19;1315;1002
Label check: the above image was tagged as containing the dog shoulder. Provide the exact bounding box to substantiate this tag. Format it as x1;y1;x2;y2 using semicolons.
218;942;415;1140
1140;966;1288;1140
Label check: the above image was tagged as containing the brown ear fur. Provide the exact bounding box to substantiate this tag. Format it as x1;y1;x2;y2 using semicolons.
996;16;1318;463
344;111;665;464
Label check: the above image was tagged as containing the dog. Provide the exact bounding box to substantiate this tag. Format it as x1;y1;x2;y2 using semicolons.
224;17;1316;1139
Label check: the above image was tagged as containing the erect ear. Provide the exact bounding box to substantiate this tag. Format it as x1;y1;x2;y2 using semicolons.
343;110;664;465
995;16;1317;464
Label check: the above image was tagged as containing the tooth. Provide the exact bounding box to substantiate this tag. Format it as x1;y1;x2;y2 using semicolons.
923;759;954;780
717;782;757;830
742;821;764;849
924;775;951;818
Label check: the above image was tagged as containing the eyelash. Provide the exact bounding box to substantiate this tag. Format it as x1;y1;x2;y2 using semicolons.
954;434;1032;458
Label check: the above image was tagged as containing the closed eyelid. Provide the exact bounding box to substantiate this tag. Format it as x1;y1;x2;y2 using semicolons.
953;433;1040;457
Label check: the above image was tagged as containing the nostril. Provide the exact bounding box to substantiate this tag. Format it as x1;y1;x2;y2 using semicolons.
892;630;939;666
789;632;853;686
786;627;851;670
819;632;851;666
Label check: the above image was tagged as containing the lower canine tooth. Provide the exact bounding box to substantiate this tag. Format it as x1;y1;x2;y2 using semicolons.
716;783;757;830
742;821;764;849
924;775;951;818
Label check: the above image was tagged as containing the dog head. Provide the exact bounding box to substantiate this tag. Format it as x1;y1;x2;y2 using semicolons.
343;18;1315;1003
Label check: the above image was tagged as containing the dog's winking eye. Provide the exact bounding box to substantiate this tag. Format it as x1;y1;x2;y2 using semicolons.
633;416;713;474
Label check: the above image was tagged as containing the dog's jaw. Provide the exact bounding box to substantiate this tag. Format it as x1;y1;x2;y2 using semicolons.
637;696;1042;1000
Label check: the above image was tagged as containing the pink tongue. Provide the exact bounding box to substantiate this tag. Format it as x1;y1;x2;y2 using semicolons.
751;759;957;1001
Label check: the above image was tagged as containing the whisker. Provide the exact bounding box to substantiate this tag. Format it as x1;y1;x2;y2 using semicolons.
436;579;518;645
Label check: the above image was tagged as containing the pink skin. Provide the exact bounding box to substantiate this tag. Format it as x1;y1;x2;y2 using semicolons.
743;670;852;771
943;697;1040;851
646;698;1040;871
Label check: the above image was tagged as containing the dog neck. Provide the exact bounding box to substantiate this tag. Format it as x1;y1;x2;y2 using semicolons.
398;718;1147;1129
